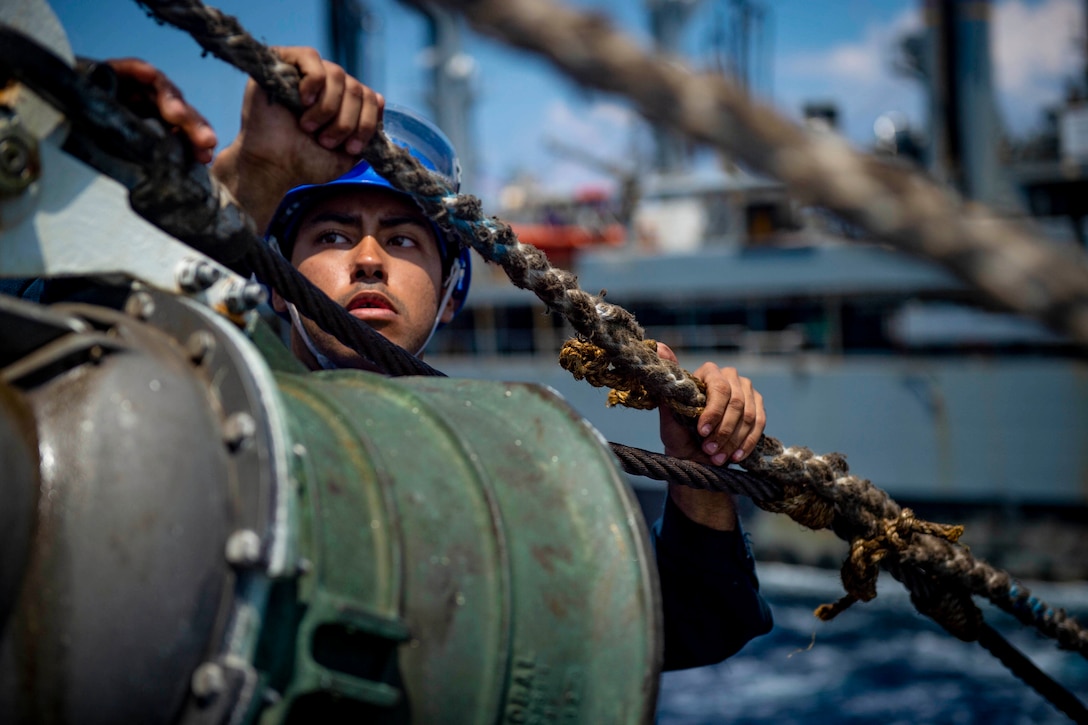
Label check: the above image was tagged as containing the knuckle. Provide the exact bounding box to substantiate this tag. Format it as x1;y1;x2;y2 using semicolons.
695;361;715;375
326;63;346;82
727;397;746;411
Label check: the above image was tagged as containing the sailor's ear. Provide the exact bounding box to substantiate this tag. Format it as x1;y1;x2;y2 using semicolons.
271;290;287;314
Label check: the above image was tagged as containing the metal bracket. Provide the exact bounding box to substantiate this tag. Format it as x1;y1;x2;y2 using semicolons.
0;138;247;310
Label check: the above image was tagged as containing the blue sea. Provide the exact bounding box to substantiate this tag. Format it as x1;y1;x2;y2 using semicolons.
656;564;1088;725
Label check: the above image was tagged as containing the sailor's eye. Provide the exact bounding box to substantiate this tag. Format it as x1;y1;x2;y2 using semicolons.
315;231;352;246
387;234;418;248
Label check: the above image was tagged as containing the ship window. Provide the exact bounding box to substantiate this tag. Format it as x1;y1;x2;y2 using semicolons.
495;305;536;354
842;301;896;351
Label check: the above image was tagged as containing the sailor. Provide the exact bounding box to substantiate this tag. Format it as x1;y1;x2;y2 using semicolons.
11;48;774;670
212;47;772;670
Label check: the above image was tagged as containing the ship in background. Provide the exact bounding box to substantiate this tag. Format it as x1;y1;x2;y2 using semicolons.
331;0;1088;579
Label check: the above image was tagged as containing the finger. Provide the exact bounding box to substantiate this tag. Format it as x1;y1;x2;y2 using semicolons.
702;368;750;466
735;390;766;462
151;75;217;163
692;363;734;463
273;46;326;107
346;85;383;155
726;377;758;461
320;76;364;151
301;61;346;138
104;57;160;85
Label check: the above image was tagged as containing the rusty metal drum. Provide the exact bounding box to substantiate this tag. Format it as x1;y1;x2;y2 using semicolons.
0;288;661;724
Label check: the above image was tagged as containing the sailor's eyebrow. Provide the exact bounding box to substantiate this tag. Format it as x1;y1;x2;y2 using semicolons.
299;210;361;230
376;214;431;230
299;211;431;232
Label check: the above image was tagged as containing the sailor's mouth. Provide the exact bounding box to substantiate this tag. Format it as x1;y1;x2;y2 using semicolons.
346;293;397;321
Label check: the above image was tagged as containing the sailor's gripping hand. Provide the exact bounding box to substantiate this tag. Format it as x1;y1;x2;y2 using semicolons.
102;58;218;164
656;343;766;466
212;46;384;232
656;343;767;530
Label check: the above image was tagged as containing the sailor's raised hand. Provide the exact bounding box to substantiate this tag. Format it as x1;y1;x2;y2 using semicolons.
285;45;384;158
212;46;384;232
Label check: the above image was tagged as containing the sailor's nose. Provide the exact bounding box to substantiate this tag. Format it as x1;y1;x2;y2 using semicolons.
351;235;386;281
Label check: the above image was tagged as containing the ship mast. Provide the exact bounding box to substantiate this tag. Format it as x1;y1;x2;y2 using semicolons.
923;0;1015;208
326;0;382;89
415;3;477;192
646;0;700;173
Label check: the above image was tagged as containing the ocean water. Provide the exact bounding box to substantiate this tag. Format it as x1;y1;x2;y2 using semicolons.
656;564;1088;725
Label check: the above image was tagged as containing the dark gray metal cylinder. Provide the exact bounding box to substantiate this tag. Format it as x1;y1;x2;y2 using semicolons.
0;381;39;639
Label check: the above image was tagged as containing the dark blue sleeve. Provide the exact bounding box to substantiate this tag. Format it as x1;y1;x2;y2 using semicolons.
651;494;773;671
0;278;44;302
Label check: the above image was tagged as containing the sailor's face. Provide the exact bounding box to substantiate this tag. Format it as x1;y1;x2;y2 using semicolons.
284;187;448;365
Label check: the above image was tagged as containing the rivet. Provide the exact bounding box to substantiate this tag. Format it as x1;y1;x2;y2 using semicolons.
224;529;262;567
186;330;216;365
124;291;155;320
191;661;226;702
223;412;256;452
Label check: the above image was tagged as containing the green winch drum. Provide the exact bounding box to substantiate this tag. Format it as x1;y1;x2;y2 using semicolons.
0;287;662;724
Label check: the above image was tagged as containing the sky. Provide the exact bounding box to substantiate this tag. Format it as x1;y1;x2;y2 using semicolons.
40;0;1088;205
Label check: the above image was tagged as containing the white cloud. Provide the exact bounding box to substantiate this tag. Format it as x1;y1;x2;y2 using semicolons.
782;9;922;84
544;99;635;150
992;0;1083;130
775;9;924;144
776;0;1083;142
533;99;638;194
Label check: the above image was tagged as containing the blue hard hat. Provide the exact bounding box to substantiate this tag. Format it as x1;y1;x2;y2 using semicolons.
266;104;471;316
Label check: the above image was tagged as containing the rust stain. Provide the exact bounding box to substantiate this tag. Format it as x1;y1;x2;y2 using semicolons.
530;544;573;574
546;595;568;619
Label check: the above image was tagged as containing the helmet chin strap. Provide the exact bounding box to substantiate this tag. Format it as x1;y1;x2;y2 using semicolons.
414;259;466;357
286;260;466;369
287;302;339;370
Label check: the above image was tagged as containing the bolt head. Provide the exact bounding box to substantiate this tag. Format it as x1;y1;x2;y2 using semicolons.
225;281;268;314
124;291;155;320
224;529;262;567
177;259;222;293
223;411;256;452
191;661;226;701
186;330;216;365
0;120;39;197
